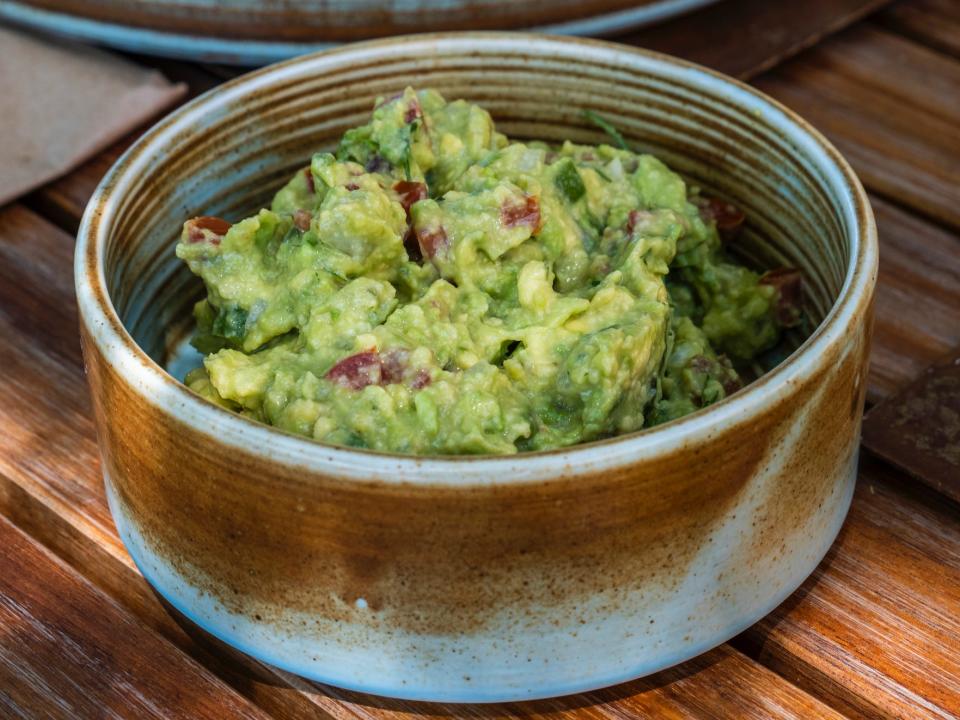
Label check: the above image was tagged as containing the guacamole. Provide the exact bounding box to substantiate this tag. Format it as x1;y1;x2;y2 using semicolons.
177;88;801;455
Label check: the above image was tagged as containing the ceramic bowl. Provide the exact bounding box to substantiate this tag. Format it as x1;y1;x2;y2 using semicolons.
75;33;877;702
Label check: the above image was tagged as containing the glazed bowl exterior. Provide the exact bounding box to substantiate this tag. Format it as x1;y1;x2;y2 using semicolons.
75;34;877;702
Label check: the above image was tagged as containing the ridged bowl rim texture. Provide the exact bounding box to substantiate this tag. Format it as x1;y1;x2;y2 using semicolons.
75;32;878;485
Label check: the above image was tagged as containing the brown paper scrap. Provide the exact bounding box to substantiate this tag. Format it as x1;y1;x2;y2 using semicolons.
862;347;960;504
0;25;187;205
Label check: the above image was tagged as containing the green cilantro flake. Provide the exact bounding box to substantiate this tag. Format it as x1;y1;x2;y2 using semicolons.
583;110;631;152
553;159;586;203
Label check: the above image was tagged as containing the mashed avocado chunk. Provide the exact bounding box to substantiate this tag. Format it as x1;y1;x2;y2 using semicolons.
177;88;801;455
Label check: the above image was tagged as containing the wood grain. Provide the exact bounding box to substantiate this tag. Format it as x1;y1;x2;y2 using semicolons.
619;0;894;79
879;0;960;58
0;203;847;718
754;25;960;230
0;513;271;720
868;195;960;403
738;457;960;720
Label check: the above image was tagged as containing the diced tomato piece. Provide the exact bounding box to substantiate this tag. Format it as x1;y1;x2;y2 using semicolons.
186;216;231;245
696;196;746;240
193;216;231;235
760;268;803;327
187;225;207;244
345;182;360;191
393;180;428;215
394;181;429;261
501;195;541;233
379;349;409;385
326;349;429;391
404;98;423;124
416;224;449;259
626;209;654;235
293;209;311;231
723;376;743;395
326;351;382;390
410;369;431;390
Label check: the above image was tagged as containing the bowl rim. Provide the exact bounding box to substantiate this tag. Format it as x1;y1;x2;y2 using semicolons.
75;31;878;485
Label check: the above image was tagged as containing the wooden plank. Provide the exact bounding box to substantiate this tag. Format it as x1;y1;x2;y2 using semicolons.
878;0;960;59
753;25;960;230
799;21;960;124
868;195;960;403
0;203;845;718
0;513;270;720
619;0;894;79
737;457;960;720
571;647;846;719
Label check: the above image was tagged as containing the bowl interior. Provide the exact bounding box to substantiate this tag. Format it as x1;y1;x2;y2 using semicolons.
100;36;851;392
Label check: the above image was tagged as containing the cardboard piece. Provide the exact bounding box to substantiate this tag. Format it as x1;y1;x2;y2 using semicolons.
862;348;960;504
0;25;186;205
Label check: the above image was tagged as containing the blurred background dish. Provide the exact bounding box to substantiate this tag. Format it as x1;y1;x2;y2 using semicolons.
0;0;719;64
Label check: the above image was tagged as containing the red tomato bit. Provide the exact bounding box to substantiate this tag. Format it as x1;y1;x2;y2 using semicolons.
326;351;382;390
500;195;541;233
410;369;432;390
404;98;423;124
379;349;409;385
293;209;311;231
416;224;449;259
394;181;429;261
625;209;654;235
760;268;803;327
696;196;746;240
326;349;430;391
393;180;428;215
186;216;231;245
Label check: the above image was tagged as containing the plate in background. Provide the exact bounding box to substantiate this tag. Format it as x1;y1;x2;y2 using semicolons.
0;0;719;65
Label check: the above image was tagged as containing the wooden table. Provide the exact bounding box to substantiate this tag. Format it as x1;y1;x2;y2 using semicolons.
2;0;959;717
